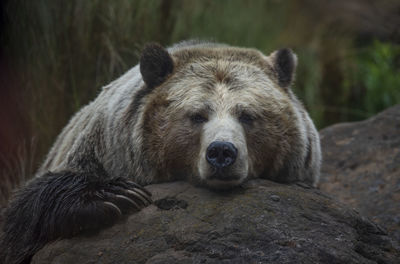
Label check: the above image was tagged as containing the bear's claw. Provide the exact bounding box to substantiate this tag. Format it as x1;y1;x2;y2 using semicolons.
126;189;152;205
103;201;123;216
98;178;152;214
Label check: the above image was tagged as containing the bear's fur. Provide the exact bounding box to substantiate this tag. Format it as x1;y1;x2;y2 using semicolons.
0;40;321;264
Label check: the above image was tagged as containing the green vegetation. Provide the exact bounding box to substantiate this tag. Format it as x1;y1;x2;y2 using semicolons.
1;0;399;204
355;41;400;116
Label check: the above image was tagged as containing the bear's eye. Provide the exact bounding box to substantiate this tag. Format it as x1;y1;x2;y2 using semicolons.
239;112;255;125
190;113;208;124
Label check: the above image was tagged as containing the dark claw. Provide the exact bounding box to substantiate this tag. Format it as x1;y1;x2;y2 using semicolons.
133;188;152;203
114;194;141;210
126;189;152;205
103;201;122;216
106;178;152;206
98;178;153;214
101;191;138;213
126;180;152;197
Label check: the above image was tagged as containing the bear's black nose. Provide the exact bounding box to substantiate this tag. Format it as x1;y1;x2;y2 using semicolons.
206;141;237;168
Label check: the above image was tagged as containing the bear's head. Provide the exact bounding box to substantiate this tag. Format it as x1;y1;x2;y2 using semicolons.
140;42;302;189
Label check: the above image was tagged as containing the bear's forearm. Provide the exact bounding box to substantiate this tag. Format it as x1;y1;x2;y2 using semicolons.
0;170;151;264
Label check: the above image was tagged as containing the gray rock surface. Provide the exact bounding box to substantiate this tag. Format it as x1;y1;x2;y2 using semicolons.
319;104;400;242
33;180;400;264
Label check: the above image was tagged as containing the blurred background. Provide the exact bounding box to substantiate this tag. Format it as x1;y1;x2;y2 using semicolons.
0;0;399;205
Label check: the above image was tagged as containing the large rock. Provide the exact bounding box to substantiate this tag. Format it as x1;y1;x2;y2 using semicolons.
319;105;400;242
33;180;399;264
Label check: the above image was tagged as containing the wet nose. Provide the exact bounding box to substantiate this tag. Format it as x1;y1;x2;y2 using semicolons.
206;141;237;168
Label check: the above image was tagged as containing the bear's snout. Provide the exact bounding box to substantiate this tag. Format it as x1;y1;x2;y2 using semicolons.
206;141;237;169
198;117;249;187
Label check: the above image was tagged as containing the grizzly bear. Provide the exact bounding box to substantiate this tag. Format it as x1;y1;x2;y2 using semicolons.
0;40;321;264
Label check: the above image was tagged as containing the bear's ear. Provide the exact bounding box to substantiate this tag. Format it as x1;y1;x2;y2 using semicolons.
269;48;297;89
140;43;174;88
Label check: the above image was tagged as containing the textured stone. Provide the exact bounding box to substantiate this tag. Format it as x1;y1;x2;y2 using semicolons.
33;179;400;264
320;104;400;242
